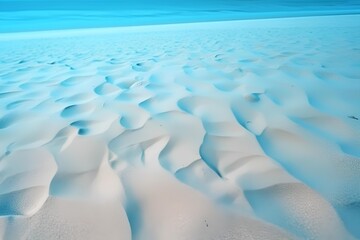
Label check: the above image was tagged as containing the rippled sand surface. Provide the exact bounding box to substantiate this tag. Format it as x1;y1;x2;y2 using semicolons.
0;15;359;240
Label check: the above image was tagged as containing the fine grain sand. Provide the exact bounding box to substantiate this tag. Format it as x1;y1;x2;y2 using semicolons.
0;15;360;240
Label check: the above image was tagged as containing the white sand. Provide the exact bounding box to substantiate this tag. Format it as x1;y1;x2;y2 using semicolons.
0;15;360;240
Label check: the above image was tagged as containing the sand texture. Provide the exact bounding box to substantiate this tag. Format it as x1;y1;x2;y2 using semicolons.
0;15;360;240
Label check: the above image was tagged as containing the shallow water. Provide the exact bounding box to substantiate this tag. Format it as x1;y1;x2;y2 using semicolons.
0;0;360;32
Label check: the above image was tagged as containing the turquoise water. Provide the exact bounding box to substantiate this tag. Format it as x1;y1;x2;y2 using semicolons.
1;0;360;32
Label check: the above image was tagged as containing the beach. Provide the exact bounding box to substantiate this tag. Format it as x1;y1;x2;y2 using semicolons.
0;14;360;239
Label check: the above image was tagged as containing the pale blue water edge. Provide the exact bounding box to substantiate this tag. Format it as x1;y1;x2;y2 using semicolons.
0;0;360;32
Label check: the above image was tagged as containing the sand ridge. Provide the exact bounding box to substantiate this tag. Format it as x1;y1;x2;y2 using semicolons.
0;15;360;239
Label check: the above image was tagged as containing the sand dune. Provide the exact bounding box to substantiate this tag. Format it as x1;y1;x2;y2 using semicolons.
0;15;360;239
